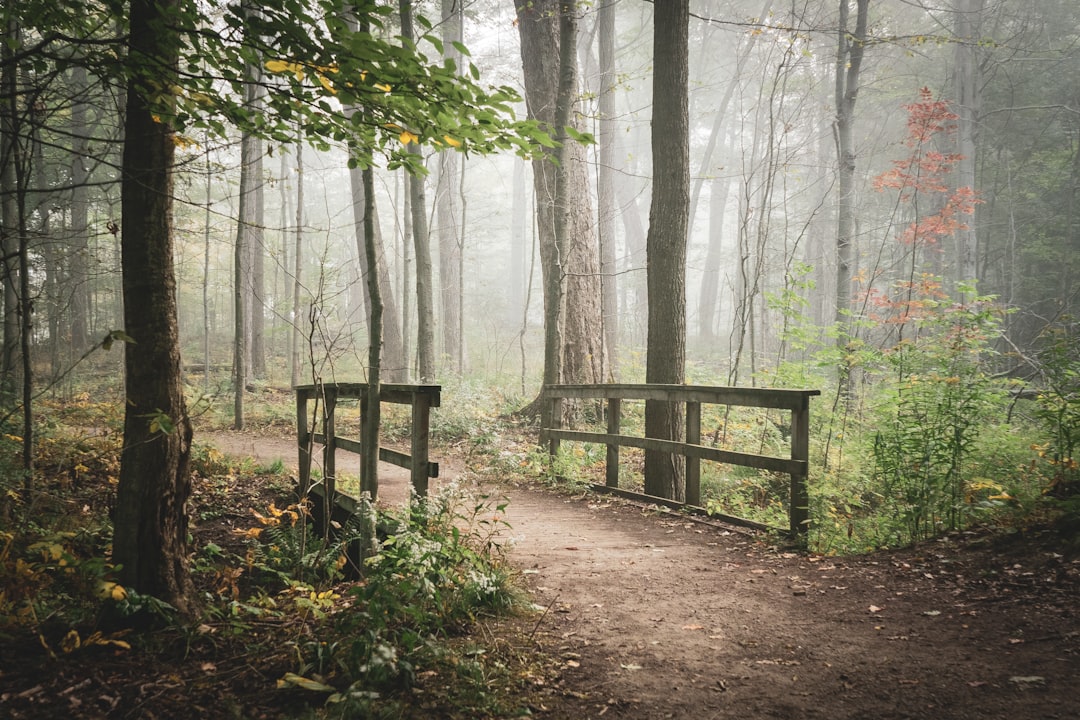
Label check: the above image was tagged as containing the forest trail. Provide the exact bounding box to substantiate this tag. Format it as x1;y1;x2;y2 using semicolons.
203;430;1080;720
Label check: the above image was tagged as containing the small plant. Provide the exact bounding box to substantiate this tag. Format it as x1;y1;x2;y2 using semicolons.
281;484;519;710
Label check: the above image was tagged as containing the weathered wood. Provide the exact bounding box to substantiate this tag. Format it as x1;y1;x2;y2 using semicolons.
295;382;441;406
297;392;312;496
411;392;432;497
316;436;438;478
547;428;806;476
545;383;819;410
296;382;440;506
790;396;811;536
606;397;620;488
590;484;773;533
685;401;701;507
322;389;337;536
540;383;818;536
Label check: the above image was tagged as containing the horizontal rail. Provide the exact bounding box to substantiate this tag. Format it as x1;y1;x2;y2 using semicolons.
297;383;439;533
295;383;441;407
546;428;806;476
312;434;439;478
541;383;816;536
545;383;818;410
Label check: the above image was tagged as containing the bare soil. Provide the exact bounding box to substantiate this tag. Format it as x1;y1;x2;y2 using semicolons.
205;430;1080;720
2;430;1076;720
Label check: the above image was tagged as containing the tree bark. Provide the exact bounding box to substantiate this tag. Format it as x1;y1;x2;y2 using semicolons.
400;0;435;383
348;164;407;382
113;0;195;616
290;137;304;387
596;0;619;376
834;0;868;338
0;17;21;406
644;0;689;502
436;0;463;374
69;64;91;353
953;0;983;291
515;0;608;422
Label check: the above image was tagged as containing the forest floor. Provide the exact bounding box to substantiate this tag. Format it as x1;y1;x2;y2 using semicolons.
3;428;1079;720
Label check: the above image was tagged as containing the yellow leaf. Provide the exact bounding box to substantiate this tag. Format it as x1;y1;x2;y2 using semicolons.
316;73;336;95
277;672;335;692
399;129;419;145
374;82;391;93
265;59;305;81
443;135;462;148
99;581;127;601
61;630;81;653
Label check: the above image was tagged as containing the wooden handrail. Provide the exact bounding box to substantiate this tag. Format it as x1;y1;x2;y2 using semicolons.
541;383;819;536
295;383;440;532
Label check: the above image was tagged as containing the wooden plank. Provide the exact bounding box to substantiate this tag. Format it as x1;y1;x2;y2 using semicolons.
544;383;820;410
293;382;441;407
789;398;811;536
589;485;776;533
411;394;432;496
312;436;438;478
297;393;312;497
606;398;621;488
685;401;701;506
548;429;806;475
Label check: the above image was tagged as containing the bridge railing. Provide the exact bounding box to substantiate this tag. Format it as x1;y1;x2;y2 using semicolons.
295;383;440;519
541;383;819;536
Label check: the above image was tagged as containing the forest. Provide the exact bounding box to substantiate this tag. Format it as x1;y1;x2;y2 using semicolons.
1;0;1079;718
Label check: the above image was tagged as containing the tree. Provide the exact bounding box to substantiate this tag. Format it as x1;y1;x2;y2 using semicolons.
643;0;689;501
515;0;608;423
0;16;21;407
435;0;463;374
595;0;619;376
233;2;266;429
112;0;196;615
951;0;984;291
834;0;869;342
399;0;435;383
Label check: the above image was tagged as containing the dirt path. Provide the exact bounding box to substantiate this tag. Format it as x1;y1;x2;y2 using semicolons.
202;430;1080;720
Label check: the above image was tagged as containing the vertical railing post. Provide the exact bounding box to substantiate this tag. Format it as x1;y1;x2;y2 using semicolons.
359;384;378;501
410;390;432;497
685;401;701;506
790;396;811;536
296;388;311;496
548;390;563;457
606;397;621;488
322;387;337;536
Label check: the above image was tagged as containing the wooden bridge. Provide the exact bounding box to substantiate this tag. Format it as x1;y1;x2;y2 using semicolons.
541;383;820;536
295;382;440;529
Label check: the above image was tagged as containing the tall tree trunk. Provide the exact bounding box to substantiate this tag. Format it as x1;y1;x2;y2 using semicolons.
113;0;195;615
0;17;21;406
400;0;436;382
644;0;689;502
953;0;983;291
203;144;212;395
698;176;731;339
348;165;407;381
290;137;304;388
515;0;609;422
361;162;381;496
834;0;868;339
400;169;412;378
69;65;91;353
596;0;619;376
436;0;462;374
233;27;263;427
